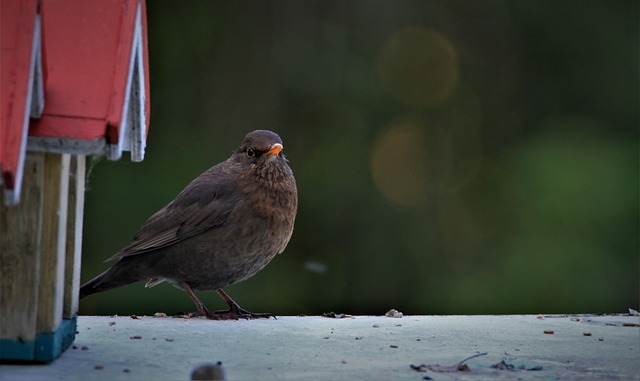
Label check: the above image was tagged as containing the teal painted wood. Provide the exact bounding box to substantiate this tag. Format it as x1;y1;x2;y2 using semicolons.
0;315;77;363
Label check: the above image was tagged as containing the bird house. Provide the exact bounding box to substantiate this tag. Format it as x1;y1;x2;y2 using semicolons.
0;0;150;362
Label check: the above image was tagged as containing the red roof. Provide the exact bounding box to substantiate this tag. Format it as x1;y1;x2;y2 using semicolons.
1;0;40;204
1;0;150;205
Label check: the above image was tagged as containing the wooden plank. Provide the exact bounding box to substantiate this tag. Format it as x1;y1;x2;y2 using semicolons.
0;153;45;341
107;1;148;161
36;153;70;332
1;0;39;204
63;155;85;319
25;0;150;161
36;1;122;119
28;115;106;142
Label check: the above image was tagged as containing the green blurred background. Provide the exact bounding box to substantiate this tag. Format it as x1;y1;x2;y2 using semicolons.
79;1;639;316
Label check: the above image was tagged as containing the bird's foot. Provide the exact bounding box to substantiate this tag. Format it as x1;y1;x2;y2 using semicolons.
204;288;277;320
205;305;276;320
182;285;276;320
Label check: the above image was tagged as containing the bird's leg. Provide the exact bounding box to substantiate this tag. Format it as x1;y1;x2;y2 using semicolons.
212;289;276;320
181;282;214;318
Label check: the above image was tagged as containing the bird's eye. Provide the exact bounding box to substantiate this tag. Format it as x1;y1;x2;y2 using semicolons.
246;148;256;158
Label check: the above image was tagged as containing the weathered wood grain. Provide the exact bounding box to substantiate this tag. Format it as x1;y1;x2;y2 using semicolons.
36;153;70;332
0;153;44;340
63;155;85;319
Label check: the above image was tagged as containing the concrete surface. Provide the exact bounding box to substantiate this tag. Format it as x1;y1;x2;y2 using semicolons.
1;314;638;380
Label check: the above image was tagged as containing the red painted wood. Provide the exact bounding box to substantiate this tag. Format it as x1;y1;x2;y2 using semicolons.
0;0;38;189
29;116;106;141
1;0;149;200
106;0;149;144
32;0;149;144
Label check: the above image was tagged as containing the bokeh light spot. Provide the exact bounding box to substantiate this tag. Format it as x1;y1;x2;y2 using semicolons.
377;27;459;106
370;122;429;208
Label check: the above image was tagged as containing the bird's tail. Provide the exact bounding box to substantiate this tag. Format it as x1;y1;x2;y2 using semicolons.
79;264;141;299
79;271;110;299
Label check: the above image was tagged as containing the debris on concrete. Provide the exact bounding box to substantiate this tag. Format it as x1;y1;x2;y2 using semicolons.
1;314;638;380
191;361;225;380
385;309;403;318
410;352;487;373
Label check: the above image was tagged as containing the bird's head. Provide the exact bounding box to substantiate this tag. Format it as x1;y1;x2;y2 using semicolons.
233;130;292;181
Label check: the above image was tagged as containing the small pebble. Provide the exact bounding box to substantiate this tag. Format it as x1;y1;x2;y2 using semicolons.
385;309;403;318
191;361;225;380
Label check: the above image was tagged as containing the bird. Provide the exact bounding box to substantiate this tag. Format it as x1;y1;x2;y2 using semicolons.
79;130;298;320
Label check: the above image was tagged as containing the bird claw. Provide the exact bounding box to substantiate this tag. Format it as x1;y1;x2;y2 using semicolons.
205;307;276;320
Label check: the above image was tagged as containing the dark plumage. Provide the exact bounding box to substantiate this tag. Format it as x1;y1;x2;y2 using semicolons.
80;130;298;319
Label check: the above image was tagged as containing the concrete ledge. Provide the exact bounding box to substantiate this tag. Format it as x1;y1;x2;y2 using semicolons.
1;314;638;380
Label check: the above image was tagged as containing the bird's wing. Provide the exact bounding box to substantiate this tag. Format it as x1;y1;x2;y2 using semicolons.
107;168;241;261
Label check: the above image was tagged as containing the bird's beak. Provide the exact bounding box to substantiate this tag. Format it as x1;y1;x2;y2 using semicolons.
265;143;283;156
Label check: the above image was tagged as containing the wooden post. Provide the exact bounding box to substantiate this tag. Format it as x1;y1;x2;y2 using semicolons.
0;153;45;355
1;0;150;363
0;152;79;362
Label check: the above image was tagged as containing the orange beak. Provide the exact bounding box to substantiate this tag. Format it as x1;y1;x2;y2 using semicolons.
265;143;283;156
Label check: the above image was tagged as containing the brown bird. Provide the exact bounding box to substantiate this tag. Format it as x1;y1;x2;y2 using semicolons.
80;130;298;320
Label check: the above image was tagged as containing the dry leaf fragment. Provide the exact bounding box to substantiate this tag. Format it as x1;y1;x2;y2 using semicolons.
322;312;352;319
385;309;403;318
410;353;487;373
491;360;543;371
